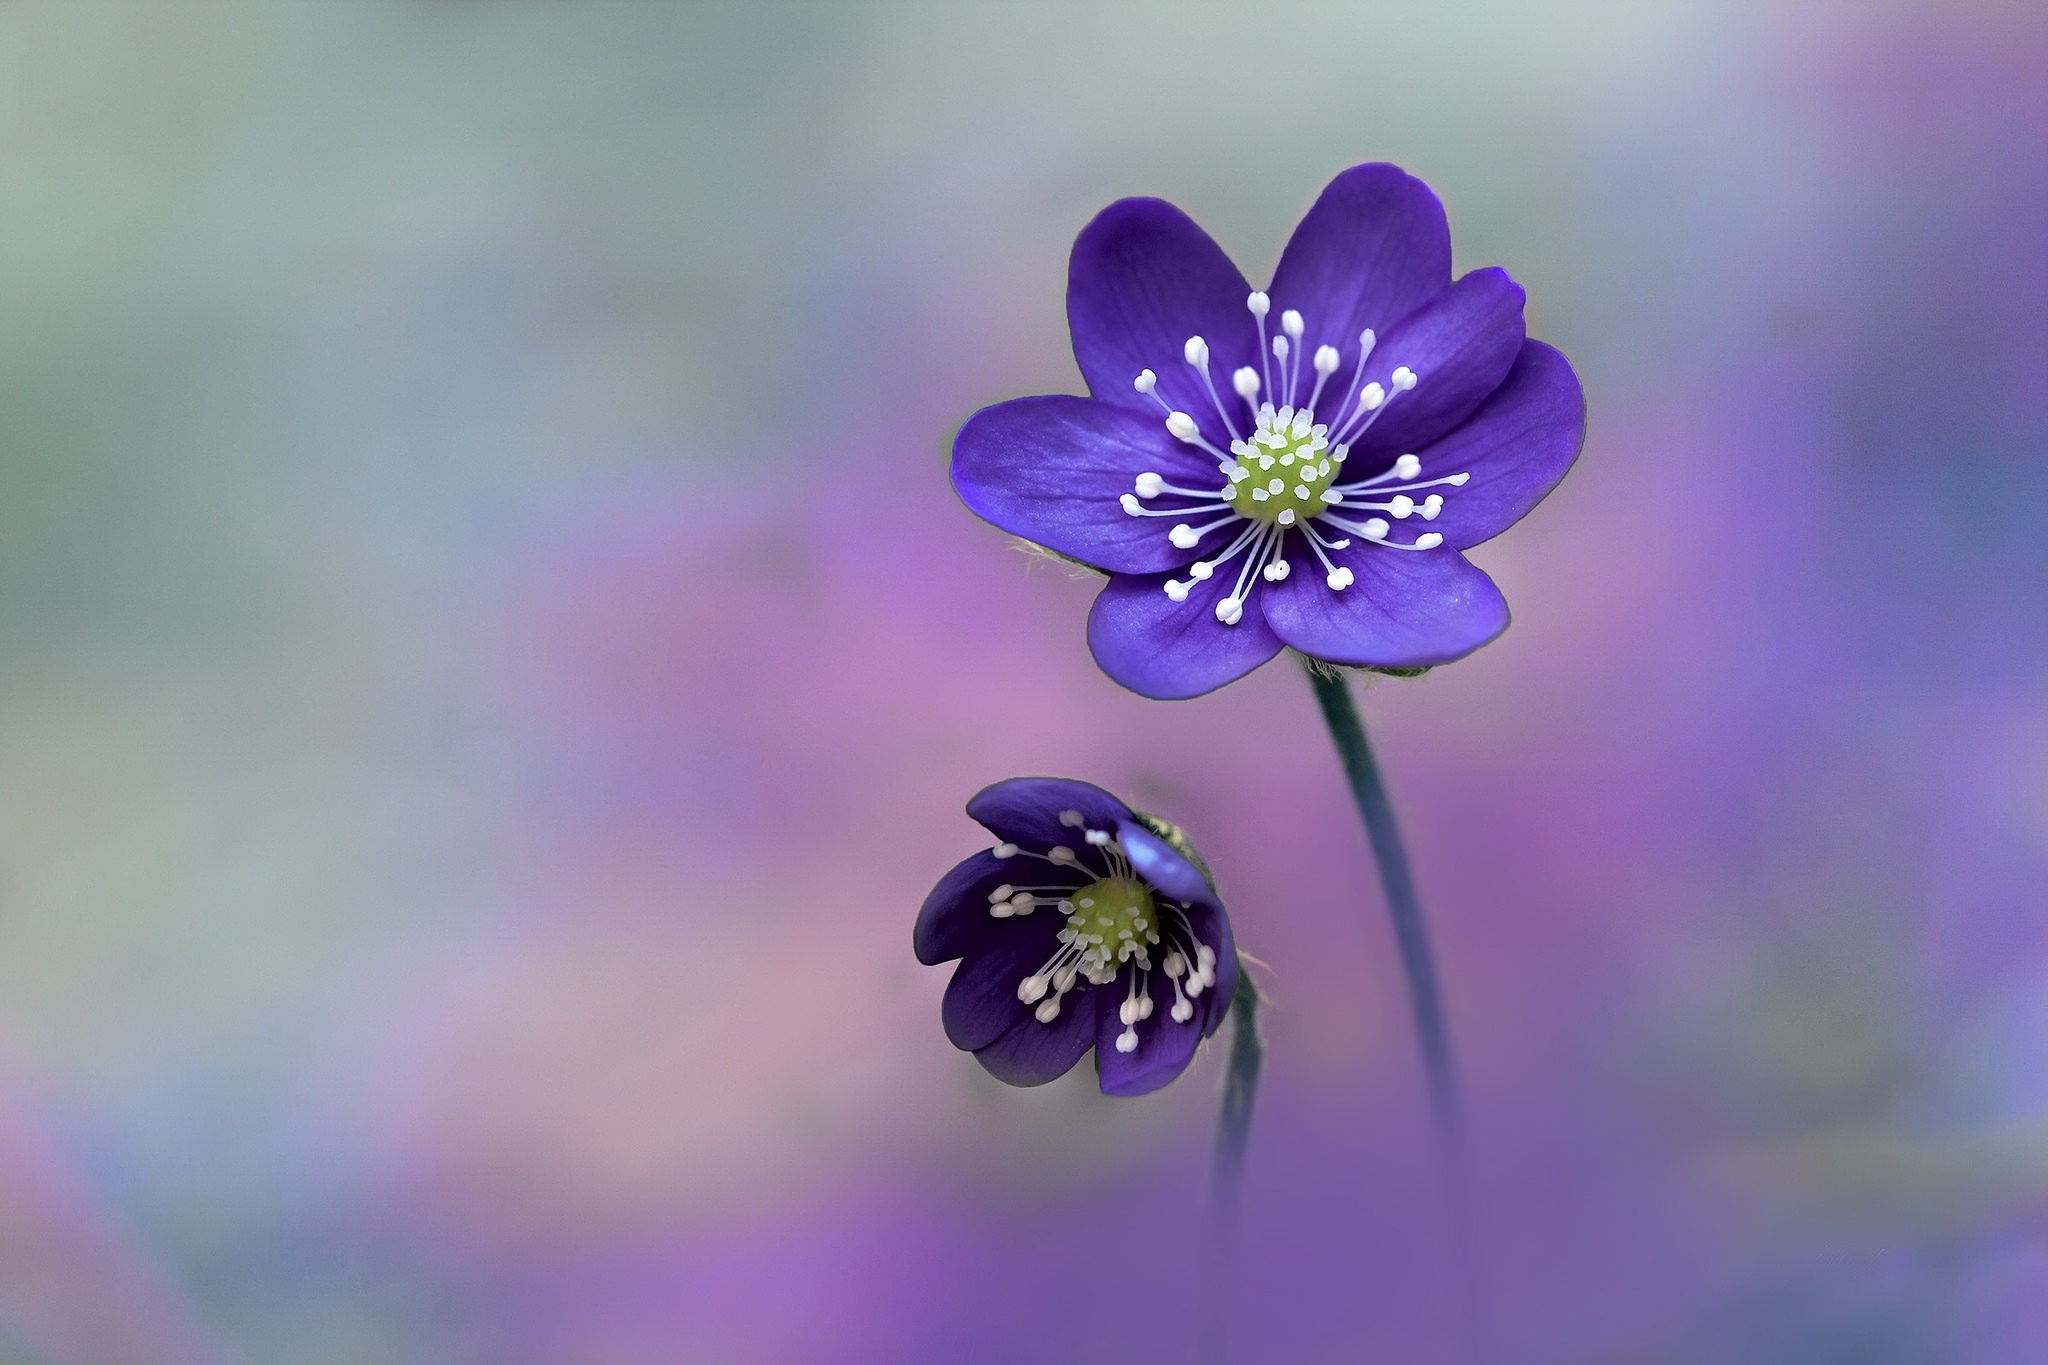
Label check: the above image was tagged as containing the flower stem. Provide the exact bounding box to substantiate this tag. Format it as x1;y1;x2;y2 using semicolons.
1304;660;1492;1363
1199;968;1263;1365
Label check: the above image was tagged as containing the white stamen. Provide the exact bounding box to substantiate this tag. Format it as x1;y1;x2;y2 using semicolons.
1134;472;1164;498
1120;493;1143;516
1018;975;1048;1004
1183;335;1208;367
1395;454;1421;479
1232;367;1260;401
989;885;1014;902
1281;309;1304;341
993;843;1019;859
1058;810;1085;827
1171;1000;1195;1023
1214;596;1243;625
1164;579;1190;601
1327;567;1354;590
1115;1028;1139;1053
1189;561;1214;580
1414;532;1443;549
1262;558;1290;581
1388;495;1414;519
1246;291;1270;318
1392;366;1417;391
1358;382;1385;412
1084;828;1112;846
1133;370;1156;395
1049;845;1077;864
1169;524;1201;549
1165;411;1200;442
1035;998;1061;1023
1312;344;1339;376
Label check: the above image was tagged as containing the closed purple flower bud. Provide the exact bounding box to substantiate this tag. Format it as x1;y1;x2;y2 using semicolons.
915;777;1238;1097
951;162;1587;699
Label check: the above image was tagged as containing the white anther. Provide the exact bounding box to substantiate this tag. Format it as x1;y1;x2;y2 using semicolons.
1138;994;1155;1020
1421;495;1443;519
1115;1028;1139;1053
1189;561;1214;580
1036;998;1062;1023
1120;493;1143;516
1394;454;1421;479
1011;892;1035;915
1186;974;1204;998
1327;567;1354;590
1119;998;1141;1026
1276;508;1296;525
1246;291;1270;318
1281;309;1304;340
993;843;1019;859
1134;370;1157;395
1164;952;1186;978
1183;335;1209;367
1363;518;1391;538
1358;383;1385;411
1049;845;1077;863
1018;975;1048;1004
1165;412;1201;442
1392;366;1417;390
1085;828;1111;846
1415;532;1444;549
1313;344;1340;375
1171;1000;1195;1023
1168;524;1201;550
1163;579;1190;601
990;901;1014;918
1272;335;1289;363
1262;559;1290;581
1215;596;1243;626
1059;810;1085;827
1134;472;1164;498
1389;495;1415;519
1447;472;1471;485
1232;367;1260;399
1359;327;1376;350
989;885;1014;902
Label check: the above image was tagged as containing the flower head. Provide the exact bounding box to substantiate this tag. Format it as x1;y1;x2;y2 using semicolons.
915;777;1238;1097
952;163;1587;699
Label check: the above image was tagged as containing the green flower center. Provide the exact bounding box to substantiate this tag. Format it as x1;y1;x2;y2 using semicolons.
1222;405;1339;526
1063;875;1161;966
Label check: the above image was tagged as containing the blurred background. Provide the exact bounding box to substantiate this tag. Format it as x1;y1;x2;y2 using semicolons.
2;1;2046;1361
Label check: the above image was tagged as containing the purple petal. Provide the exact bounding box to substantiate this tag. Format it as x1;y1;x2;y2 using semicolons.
966;777;1134;851
1067;197;1260;441
915;850;1013;967
973;994;1098;1088
1115;819;1217;912
951;395;1221;574
1421;340;1587;550
1094;968;1204;1097
1085;567;1283;700
941;913;1066;1053
1181;899;1239;1040
1260;538;1509;668
1344;268;1527;458
1268;163;1452;365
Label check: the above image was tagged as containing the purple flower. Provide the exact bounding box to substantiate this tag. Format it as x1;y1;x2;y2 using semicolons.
915;777;1238;1097
952;163;1587;699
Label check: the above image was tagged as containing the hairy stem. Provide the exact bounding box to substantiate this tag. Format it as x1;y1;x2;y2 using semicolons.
1304;660;1491;1363
1199;968;1264;1365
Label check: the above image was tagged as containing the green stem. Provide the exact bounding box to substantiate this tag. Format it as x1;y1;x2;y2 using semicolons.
1304;659;1492;1363
1199;968;1264;1365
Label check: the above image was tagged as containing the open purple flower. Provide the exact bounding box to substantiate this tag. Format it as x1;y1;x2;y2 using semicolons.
915;777;1238;1097
952;162;1587;699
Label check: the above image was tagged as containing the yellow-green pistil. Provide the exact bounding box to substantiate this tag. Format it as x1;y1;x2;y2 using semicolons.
1065;875;1161;967
1223;405;1341;526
